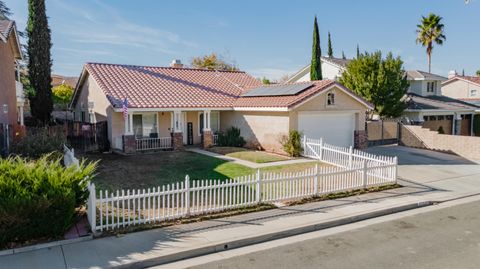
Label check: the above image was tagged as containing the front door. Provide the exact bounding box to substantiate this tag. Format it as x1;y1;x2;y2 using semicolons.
187;122;193;145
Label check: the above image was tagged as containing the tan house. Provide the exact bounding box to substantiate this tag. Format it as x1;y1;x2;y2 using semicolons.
70;61;372;154
441;75;480;107
0;20;24;128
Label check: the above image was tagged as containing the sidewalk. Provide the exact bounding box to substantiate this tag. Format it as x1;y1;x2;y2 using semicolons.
2;177;479;269
186;148;315;168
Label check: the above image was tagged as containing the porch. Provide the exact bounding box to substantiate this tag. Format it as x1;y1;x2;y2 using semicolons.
115;110;221;153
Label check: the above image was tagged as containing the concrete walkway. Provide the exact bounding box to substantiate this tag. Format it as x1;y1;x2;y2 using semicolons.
186;148;315;168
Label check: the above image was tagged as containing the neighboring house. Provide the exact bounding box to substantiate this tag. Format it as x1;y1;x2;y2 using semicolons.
0;20;24;127
286;56;351;83
441;75;480;106
52;74;78;88
403;70;478;136
70;61;372;154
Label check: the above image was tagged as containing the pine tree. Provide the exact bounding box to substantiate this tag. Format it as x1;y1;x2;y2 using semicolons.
310;16;322;81
27;0;53;125
356;44;360;58
327;31;333;57
342;51;346;59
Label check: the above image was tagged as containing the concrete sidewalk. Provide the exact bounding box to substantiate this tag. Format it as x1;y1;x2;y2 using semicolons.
186;148;315;168
2;177;479;269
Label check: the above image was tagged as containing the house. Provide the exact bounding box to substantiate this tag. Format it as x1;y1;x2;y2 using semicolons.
441;74;480;106
0;20;24;127
69;61;373;154
286;56;351;83
403;70;478;136
52;74;78;88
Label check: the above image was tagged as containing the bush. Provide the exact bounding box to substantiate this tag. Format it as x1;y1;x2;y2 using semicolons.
281;130;303;157
11;128;66;159
217;127;246;147
0;155;97;248
437;126;445;134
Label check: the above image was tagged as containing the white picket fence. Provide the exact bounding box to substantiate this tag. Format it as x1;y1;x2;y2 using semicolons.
86;136;398;232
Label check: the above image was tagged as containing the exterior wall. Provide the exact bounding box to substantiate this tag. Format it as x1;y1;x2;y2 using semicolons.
290;86;367;131
422;119;453;135
441;80;480;100
220;111;290;153
400;125;480;160
73;75;111;123
0;37;19;127
158;112;172;138
408;80;442;96
407;81;423;95
110;111;124;150
295;61;345;82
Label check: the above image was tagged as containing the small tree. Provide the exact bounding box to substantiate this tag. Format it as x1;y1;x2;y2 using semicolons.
327;31;333;57
310;16;322;80
476;70;480;77
52;84;74;106
356;44;360;58
191;53;238;71
342;51;346;59
261;77;271;85
281;130;303;157
339;51;408;118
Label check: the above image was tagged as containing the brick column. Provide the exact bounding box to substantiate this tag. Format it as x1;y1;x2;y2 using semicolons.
173;132;184;150
203;130;213;149
122;135;136;154
354;130;368;149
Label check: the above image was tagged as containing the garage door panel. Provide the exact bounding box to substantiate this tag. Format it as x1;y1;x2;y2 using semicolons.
298;112;354;147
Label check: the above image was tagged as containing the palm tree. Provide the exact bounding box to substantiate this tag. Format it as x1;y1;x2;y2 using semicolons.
416;13;446;73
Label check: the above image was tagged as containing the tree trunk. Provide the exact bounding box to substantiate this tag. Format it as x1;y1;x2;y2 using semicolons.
428;52;431;73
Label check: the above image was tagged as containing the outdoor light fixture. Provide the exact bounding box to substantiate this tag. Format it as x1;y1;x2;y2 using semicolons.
3;104;8;114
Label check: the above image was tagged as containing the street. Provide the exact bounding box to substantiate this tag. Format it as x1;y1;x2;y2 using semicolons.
178;200;480;269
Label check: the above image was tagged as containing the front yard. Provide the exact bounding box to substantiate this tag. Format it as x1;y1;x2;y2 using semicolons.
84;151;320;191
208;147;290;163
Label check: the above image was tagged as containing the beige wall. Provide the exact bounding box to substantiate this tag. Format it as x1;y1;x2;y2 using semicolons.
0;37;19;127
441;80;480;99
400;125;480;160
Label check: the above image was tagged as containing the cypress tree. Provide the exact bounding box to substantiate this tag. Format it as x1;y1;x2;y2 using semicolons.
310;16;322;81
356;44;360;58
342;51;346;59
27;0;53;125
327;31;333;57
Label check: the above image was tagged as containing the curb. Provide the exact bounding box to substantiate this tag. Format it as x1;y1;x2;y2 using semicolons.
0;235;93;257
117;201;434;269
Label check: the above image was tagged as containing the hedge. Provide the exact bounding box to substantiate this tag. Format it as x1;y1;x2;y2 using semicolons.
0;155;96;248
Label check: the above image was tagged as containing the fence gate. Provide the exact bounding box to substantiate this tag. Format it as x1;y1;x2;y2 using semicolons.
366;119;400;147
67;121;109;152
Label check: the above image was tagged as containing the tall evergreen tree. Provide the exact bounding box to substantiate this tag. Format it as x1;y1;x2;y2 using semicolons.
327;31;333;57
310;16;322;80
27;0;53;125
342;51;346;59
356;44;360;58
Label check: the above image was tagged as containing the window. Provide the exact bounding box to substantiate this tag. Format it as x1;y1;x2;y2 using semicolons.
471;89;477;97
429;116;437;121
133;114;158;138
327;92;335;106
437;115;445;120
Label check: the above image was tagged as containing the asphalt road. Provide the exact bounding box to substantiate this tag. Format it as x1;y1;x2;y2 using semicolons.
188;200;480;269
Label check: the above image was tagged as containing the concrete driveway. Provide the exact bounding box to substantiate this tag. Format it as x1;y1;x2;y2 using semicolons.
365;145;480;194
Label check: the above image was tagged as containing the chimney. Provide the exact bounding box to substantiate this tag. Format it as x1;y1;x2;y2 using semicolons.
170;59;184;68
448;70;457;79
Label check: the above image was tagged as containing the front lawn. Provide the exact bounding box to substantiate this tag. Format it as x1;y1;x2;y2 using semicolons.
83;151;320;192
208;147;289;163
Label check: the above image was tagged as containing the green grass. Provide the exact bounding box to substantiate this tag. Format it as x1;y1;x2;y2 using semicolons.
83;151;320;192
208;147;289;163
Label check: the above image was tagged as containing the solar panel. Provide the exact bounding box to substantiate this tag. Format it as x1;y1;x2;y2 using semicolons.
241;82;314;97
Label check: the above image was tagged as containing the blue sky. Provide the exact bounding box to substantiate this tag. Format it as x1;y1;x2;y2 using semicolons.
4;0;480;80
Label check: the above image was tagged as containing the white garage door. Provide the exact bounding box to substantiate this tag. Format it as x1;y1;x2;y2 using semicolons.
298;112;355;147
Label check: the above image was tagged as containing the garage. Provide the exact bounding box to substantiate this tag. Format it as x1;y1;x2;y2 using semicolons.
298;112;355;147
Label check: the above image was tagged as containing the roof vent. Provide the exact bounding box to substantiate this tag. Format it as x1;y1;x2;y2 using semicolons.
170;59;183;68
448;70;457;79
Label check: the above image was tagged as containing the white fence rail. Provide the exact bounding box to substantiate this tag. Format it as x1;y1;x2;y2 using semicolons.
136;137;172;151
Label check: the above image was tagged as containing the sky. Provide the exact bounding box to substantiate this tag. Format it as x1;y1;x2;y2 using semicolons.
4;0;480;80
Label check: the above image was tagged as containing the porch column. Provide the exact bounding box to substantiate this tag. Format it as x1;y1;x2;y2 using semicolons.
19;105;24;126
123;112;135;154
453;113;462;135
202;110;213;148
173;110;184;150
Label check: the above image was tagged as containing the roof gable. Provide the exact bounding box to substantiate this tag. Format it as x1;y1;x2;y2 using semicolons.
286;57;351;83
442;76;480;87
0;20;22;59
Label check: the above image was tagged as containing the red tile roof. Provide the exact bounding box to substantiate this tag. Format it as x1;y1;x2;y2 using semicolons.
235;80;336;108
84;63;262;108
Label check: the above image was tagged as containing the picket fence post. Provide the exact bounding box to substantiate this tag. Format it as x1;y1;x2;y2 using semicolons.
185;175;190;217
393;157;398;184
348;146;353;169
362;160;368;188
319;138;324;161
87;182;96;232
314;164;319;196
303;135;307;155
256;169;262;204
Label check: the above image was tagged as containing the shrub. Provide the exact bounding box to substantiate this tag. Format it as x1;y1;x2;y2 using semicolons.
217;127;246;147
11;128;66;159
0;155;97;248
281;130;303;157
437;126;445;134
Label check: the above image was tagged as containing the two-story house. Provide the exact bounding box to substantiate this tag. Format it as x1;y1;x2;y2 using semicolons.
0;20;24;128
403;70;478;136
441;73;480;107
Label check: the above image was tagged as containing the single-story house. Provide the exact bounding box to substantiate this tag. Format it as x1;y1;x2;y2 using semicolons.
441;74;480;106
286;56;351;83
69;61;372;154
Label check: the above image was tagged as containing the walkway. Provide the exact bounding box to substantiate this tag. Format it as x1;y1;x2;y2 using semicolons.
186;148;315;168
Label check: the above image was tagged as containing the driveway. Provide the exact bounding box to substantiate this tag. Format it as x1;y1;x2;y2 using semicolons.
365;145;480;194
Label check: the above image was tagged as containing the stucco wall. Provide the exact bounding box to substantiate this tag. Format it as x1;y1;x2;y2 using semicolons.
408;80;442;96
220;111;290;153
0;38;19;126
441;80;480;99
